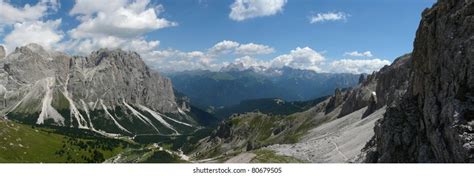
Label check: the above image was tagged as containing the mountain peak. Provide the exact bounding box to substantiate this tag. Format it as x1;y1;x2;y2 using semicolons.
87;47;144;67
12;43;53;59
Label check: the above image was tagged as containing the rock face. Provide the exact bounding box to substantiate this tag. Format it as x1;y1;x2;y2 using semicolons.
0;45;5;59
373;54;412;109
0;44;200;136
339;54;412;118
325;88;345;113
68;49;177;113
365;0;474;162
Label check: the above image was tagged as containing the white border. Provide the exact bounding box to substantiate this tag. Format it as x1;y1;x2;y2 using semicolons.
0;164;471;176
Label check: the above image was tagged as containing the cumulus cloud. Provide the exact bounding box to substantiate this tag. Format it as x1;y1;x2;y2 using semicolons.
4;19;63;52
61;36;160;56
208;40;240;55
63;0;176;56
144;49;217;72
218;48;389;74
328;59;390;74
0;0;63;53
69;0;128;16
146;40;274;72
310;12;348;23
209;40;274;56
344;51;373;57
236;43;274;55
69;0;176;39
229;0;287;21
0;0;59;25
271;47;325;72
234;56;271;68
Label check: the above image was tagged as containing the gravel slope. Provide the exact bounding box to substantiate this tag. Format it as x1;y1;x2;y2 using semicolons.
266;106;386;163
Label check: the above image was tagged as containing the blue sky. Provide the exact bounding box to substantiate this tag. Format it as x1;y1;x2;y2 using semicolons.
0;0;436;73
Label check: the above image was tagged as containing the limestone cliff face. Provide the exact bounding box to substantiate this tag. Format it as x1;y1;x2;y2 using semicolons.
1;44;177;113
366;0;474;162
68;48;177;113
339;54;412;118
0;45;5;59
0;44;200;136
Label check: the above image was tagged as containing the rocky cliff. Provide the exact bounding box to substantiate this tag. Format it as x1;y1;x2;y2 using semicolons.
0;44;201;136
339;54;412;118
365;0;474;162
0;45;5;59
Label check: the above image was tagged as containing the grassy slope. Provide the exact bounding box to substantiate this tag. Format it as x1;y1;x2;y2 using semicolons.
0;119;127;163
192;110;322;161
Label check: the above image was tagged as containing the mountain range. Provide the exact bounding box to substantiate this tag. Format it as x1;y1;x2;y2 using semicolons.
167;66;361;108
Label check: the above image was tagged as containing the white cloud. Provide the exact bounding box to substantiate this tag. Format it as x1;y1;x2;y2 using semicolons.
271;47;325;72
4;19;63;52
209;40;274;56
0;0;59;25
70;0;128;16
63;0;176;56
218;48;389;74
127;39;160;54
144;49;217;72
344;51;373;57
310;12;348;23
70;0;176;39
234;56;270;68
328;59;390;74
229;0;287;21
61;36;160;56
145;40;274;72
208;40;240;55
236;43;274;55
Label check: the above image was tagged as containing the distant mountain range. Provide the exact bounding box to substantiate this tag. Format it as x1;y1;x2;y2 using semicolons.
167;66;362;108
213;96;330;119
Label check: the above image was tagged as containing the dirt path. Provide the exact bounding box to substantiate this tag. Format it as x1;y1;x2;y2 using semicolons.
330;140;348;161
